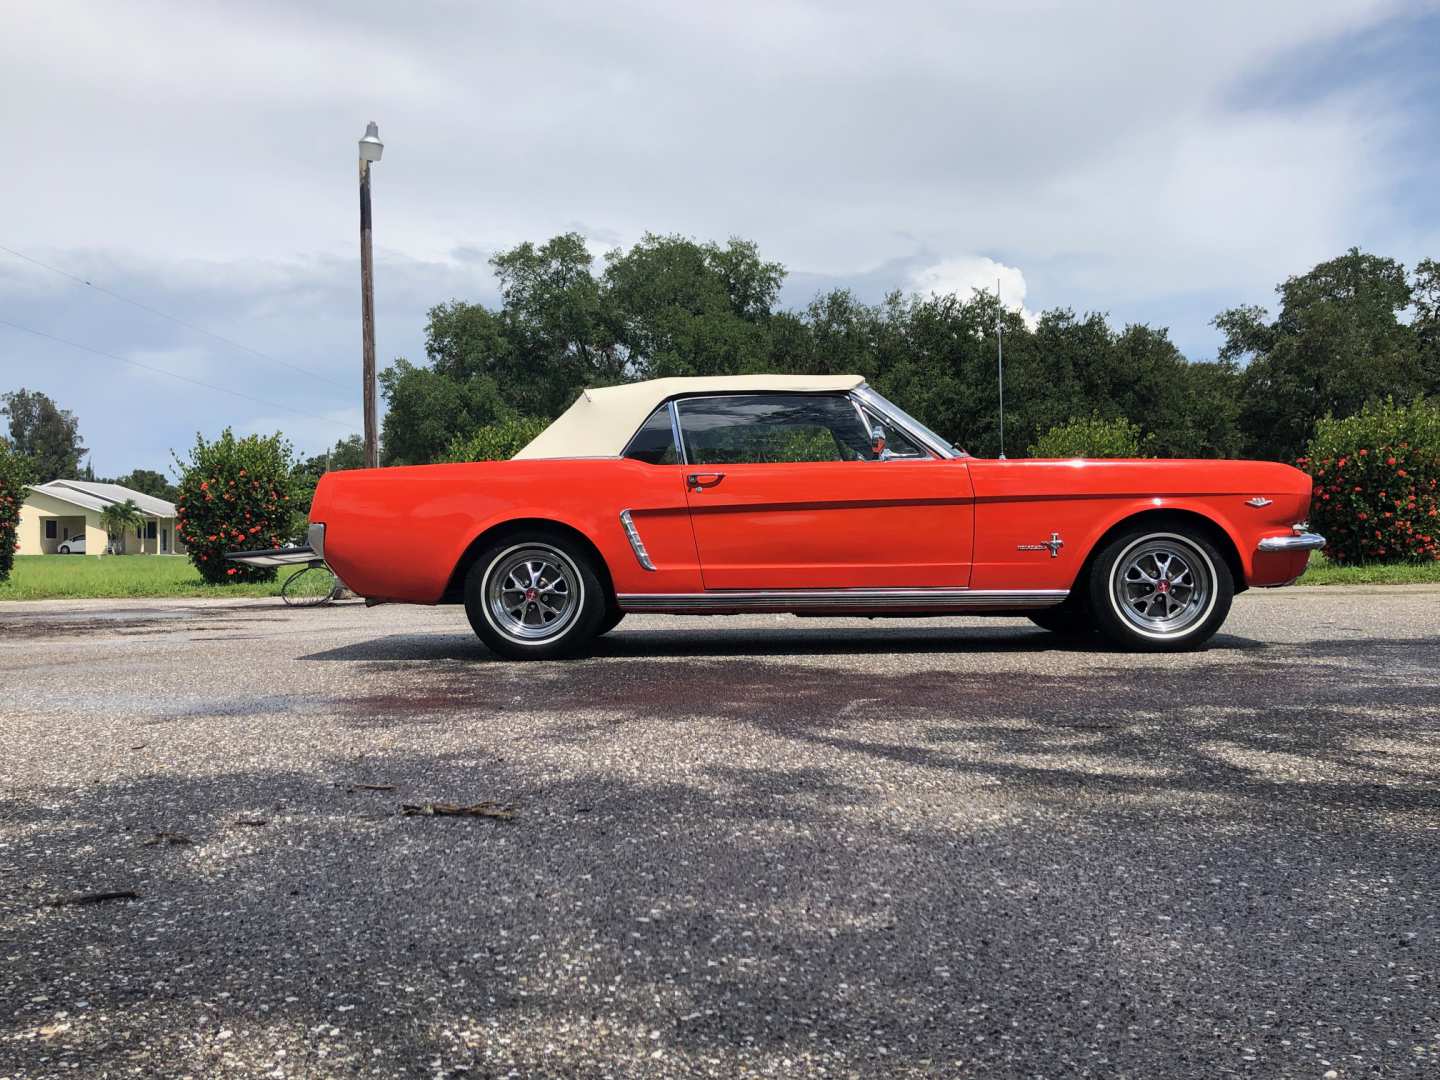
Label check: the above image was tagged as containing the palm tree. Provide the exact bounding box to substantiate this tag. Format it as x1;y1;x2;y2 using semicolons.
99;499;146;555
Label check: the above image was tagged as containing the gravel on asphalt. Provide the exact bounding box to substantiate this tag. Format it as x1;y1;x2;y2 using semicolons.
1;586;1438;1078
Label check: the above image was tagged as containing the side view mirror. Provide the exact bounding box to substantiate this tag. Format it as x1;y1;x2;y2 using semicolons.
870;424;890;460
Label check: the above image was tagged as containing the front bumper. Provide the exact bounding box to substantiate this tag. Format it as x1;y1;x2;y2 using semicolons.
1257;531;1326;553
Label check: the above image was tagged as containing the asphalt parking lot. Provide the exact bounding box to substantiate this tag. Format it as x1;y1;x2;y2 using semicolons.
2;587;1438;1079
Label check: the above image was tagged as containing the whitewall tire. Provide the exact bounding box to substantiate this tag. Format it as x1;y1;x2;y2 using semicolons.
463;532;604;660
1086;528;1233;652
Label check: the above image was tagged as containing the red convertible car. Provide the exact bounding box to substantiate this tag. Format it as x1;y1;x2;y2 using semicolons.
307;375;1323;658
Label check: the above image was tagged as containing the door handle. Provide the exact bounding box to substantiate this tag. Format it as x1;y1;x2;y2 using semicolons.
687;472;725;490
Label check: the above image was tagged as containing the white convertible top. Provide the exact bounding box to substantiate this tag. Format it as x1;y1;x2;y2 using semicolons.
512;374;867;459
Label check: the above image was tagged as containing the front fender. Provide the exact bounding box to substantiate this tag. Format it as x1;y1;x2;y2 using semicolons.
966;459;1312;591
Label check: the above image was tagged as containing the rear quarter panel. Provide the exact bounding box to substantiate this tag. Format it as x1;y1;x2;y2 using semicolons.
310;459;701;603
966;459;1314;590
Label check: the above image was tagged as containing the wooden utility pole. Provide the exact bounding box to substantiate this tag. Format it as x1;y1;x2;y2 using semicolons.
358;121;384;468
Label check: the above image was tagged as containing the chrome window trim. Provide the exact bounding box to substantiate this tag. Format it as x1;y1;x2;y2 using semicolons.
618;509;657;570
617;588;1067;613
851;385;957;459
850;396;932;461
620;386;955;465
620;403;685;466
847;395;889;461
672;391;878;465
667;400;688;466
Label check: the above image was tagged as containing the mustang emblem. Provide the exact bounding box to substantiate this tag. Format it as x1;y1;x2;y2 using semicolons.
1017;532;1065;558
1245;497;1273;508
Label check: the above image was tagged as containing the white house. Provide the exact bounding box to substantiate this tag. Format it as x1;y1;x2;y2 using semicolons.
16;480;187;556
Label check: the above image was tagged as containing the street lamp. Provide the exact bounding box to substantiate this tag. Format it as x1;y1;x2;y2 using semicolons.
358;121;384;468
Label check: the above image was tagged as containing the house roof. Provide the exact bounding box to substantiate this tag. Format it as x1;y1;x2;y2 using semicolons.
28;480;177;518
512;374;867;460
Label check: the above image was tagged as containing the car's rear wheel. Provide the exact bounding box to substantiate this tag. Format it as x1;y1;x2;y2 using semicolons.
596;609;625;636
464;532;605;660
1087;527;1233;652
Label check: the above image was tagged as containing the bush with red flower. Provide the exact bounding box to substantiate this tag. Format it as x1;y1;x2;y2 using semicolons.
0;438;32;585
174;429;296;584
1302;398;1440;565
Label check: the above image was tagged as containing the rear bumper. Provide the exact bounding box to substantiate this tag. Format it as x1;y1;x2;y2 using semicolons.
1257;531;1326;553
225;545;321;568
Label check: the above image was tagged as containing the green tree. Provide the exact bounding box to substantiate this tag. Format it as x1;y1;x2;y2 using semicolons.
381;232;1438;470
174;429;295;584
444;417;549;462
112;468;178;502
0;438;31;583
379;359;510;466
295;435;365;481
491;233;623;413
866;290;996;454
330;435;366;472
1;388;86;479
1169;359;1245;458
603;234;783;378
99;498;145;555
1029;415;1145;458
1413;257;1440;393
1217;248;1425;461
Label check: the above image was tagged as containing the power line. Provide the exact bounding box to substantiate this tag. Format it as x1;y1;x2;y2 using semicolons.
0;242;349;391
0;316;357;434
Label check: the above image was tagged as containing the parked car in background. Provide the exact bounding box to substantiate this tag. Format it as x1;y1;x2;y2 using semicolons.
57;535;85;554
307;375;1324;659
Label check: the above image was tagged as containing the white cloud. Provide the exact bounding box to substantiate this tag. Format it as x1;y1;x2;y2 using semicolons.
907;256;1038;327
0;0;1430;468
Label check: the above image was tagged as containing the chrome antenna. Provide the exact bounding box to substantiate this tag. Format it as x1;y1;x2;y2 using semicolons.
996;276;1006;460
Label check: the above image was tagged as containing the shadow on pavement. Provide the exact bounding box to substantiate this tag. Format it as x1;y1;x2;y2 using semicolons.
299;624;1266;663
3;631;1437;1075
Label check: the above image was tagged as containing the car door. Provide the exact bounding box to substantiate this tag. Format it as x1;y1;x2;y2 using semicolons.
675;393;973;590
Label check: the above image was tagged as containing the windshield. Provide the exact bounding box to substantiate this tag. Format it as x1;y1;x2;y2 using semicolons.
852;385;962;458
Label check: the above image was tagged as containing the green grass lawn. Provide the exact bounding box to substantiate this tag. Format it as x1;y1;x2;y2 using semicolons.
1295;552;1440;586
3;550;1437;602
0;555;310;600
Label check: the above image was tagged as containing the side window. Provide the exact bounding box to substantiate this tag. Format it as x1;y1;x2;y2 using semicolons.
677;395;873;465
859;407;926;458
624;405;680;465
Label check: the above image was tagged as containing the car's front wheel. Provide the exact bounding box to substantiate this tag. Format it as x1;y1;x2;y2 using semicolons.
463;532;605;660
1086;527;1233;652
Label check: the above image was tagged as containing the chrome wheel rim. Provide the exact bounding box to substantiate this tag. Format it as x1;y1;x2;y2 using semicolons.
1110;535;1213;637
484;545;581;642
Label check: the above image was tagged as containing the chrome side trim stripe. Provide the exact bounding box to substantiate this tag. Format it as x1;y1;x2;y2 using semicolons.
617;588;1068;613
618;510;656;571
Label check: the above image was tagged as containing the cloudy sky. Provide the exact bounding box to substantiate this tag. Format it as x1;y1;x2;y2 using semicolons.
2;0;1438;475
